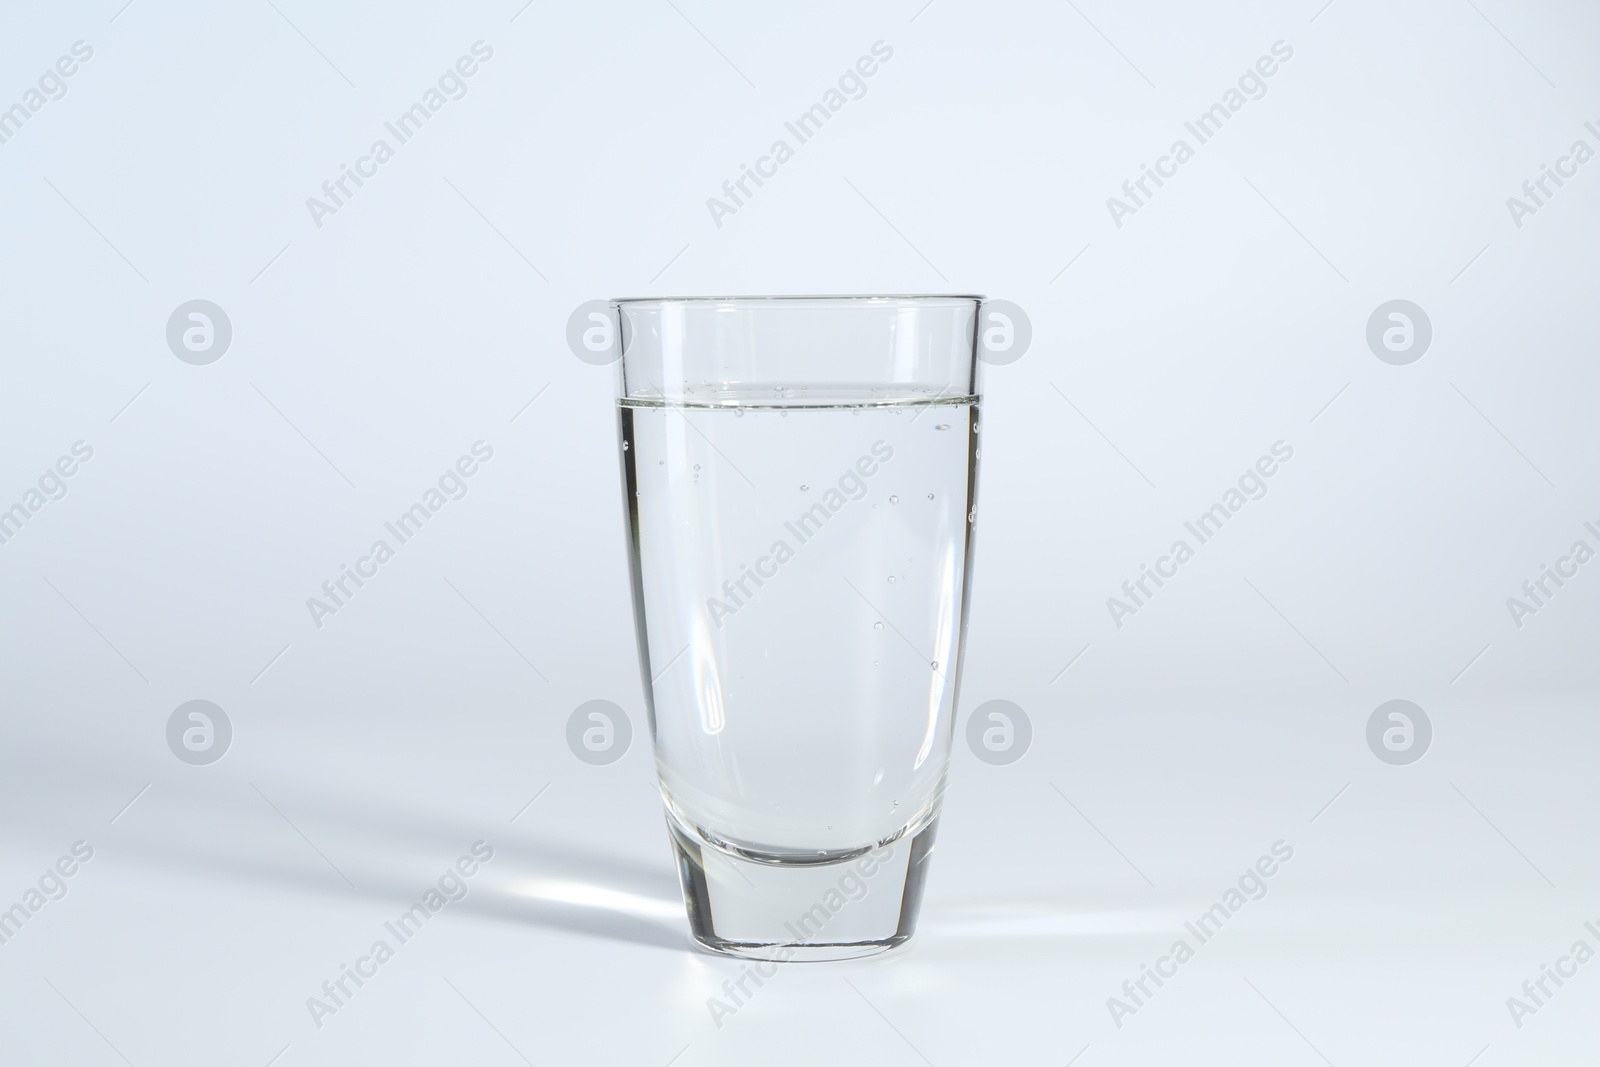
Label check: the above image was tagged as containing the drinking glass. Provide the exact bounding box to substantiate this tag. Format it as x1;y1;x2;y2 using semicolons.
613;295;984;960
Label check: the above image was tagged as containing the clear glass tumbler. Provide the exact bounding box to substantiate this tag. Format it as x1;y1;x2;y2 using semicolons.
613;295;984;960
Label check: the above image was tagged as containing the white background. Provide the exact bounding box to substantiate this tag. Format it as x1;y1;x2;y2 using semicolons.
1;1;1596;1064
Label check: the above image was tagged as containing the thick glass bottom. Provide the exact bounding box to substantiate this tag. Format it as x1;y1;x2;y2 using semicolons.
666;814;939;961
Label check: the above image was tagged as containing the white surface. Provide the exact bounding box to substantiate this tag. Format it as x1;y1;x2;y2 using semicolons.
1;1;1596;1064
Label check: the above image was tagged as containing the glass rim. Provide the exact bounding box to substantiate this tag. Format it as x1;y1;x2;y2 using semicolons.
609;293;985;306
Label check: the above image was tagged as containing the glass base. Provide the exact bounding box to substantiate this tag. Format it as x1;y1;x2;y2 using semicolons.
666;814;939;961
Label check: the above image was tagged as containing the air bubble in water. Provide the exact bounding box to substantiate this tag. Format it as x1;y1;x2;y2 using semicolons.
887;576;896;584
930;660;939;670
926;493;934;500
889;495;898;504
800;484;809;491
621;441;629;451
693;464;701;470
873;621;884;630
935;423;950;431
